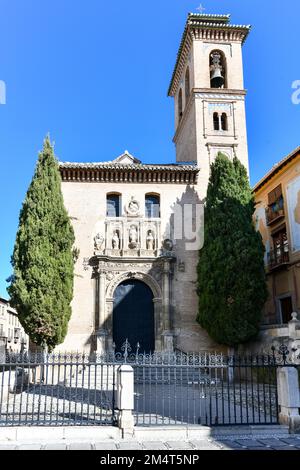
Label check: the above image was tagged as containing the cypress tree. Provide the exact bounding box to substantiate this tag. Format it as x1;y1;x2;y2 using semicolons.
197;153;268;346
8;136;75;351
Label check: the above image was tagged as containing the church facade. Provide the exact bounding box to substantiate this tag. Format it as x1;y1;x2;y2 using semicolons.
58;13;251;354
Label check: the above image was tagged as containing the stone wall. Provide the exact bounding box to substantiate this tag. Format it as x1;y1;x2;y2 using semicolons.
57;180;219;353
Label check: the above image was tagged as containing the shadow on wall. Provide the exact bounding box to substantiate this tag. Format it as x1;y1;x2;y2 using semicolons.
163;185;205;351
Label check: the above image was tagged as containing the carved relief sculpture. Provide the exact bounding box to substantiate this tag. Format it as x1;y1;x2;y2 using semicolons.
126;196;140;217
94;233;105;254
162;239;174;254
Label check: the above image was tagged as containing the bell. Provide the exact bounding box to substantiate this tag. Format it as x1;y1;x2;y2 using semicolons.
211;67;225;89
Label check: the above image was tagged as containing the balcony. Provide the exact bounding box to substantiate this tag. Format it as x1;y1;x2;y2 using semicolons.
268;240;290;270
266;206;285;226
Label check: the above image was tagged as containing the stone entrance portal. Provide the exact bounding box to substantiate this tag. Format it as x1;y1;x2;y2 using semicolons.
94;256;175;354
113;280;155;354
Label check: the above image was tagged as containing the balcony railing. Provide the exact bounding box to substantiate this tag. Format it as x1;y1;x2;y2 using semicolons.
268;241;290;269
266;206;285;226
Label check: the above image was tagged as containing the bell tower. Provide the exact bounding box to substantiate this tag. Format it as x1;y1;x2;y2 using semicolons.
168;13;251;198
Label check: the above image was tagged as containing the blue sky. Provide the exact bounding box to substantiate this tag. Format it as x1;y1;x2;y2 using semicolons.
0;0;299;298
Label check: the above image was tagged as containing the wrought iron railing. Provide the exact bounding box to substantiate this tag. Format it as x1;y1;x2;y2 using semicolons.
0;342;299;428
268;241;290;269
266;206;285;225
0;352;117;427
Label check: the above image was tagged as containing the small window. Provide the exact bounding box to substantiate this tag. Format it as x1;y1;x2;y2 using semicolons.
213;112;219;131
178;89;183;122
185;67;190;104
268;185;283;206
266;184;284;224
107;194;121;217
145;194;160;218
221;113;228;131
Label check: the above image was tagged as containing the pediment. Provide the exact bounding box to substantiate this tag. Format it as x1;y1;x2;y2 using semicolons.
113;151;141;165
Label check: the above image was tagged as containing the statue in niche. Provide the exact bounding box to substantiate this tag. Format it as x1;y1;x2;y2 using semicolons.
112;231;120;250
94;233;104;253
146;230;155;250
129;225;138;249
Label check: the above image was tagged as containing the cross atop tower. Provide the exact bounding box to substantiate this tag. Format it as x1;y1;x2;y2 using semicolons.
196;4;206;14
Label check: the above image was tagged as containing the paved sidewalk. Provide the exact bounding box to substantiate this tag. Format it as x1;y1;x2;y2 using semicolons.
1;436;300;451
0;425;299;451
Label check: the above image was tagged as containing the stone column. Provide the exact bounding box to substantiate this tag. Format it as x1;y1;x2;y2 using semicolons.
153;298;163;351
96;270;107;354
162;259;170;331
162;258;173;351
106;299;115;352
277;367;300;433
117;365;134;438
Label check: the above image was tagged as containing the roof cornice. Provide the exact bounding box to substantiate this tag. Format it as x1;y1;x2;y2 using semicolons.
253;146;300;193
168;13;251;97
59;162;199;185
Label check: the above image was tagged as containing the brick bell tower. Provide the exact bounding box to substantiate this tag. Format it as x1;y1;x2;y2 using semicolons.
168;13;251;199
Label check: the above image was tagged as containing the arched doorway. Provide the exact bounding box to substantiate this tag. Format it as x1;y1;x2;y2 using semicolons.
113;279;155;354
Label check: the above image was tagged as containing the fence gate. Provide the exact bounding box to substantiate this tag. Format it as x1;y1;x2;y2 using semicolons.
0;353;117;426
132;351;280;426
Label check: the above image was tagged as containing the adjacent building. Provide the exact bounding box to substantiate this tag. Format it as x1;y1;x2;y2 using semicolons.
0;298;28;353
254;147;300;327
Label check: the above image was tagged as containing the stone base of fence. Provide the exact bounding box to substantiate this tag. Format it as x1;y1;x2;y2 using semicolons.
0;424;290;444
277;367;300;433
279;411;300;433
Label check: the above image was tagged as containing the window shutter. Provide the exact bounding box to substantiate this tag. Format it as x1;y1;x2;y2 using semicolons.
268;184;282;205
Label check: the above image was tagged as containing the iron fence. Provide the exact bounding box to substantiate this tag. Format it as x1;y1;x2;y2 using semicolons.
0;352;117;426
106;342;297;427
131;352;279;426
0;344;299;427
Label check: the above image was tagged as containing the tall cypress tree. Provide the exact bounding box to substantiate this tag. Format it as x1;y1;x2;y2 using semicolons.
197;153;268;346
8;136;75;351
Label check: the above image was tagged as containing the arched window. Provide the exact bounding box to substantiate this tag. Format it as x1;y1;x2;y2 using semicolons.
210;50;227;89
213;112;220;131
178;89;183;122
221;113;228;131
107;193;121;217
185;67;190;104
145;194;160;218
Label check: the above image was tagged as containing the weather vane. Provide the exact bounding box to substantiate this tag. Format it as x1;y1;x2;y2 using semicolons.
196;4;206;14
